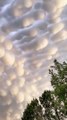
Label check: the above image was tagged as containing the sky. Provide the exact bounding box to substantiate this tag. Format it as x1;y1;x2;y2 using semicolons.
0;0;67;120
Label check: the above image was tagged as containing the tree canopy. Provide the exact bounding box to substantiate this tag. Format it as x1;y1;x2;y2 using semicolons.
21;60;67;120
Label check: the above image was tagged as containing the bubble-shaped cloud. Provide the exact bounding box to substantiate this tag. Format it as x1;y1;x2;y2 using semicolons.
0;0;67;120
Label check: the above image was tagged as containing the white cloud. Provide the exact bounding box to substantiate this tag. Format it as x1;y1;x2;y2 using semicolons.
0;0;67;120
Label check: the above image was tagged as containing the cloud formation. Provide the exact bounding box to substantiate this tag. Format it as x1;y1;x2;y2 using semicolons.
0;0;67;120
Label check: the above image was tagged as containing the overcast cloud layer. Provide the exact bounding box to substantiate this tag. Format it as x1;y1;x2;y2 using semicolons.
0;0;67;120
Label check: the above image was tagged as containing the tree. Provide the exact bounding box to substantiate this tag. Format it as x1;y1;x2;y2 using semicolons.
22;99;43;120
21;60;67;120
49;60;67;119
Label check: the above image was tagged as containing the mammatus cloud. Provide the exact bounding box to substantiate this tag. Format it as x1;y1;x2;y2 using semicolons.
0;0;67;120
0;37;25;120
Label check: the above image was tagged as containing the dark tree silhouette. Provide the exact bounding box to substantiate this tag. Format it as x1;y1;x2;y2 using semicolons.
21;60;67;120
22;99;43;120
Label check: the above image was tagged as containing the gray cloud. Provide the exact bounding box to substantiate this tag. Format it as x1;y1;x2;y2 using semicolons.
0;0;67;120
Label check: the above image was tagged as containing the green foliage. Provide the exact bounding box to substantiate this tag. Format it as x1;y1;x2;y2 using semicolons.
49;60;67;118
22;99;43;120
22;60;67;120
